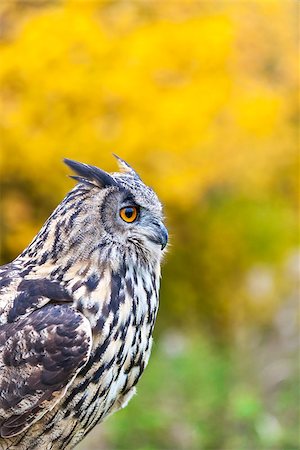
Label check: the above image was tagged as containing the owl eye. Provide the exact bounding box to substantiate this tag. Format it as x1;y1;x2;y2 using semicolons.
119;206;139;223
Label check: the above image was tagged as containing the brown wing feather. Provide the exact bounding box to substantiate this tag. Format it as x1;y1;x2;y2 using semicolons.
0;304;92;438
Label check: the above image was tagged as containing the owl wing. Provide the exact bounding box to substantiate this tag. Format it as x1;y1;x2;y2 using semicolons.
0;303;92;438
0;273;74;324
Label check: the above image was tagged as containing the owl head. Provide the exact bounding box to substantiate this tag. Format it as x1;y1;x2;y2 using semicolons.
56;156;168;268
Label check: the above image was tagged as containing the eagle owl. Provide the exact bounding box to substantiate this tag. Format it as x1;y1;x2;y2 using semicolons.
0;156;168;449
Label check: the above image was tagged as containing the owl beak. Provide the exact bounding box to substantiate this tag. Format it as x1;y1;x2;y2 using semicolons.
158;223;169;250
149;222;168;250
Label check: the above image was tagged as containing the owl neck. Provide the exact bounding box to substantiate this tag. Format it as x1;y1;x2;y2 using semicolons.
68;256;161;334
15;184;97;267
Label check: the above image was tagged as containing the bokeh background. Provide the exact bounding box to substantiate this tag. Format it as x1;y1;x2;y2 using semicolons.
0;1;299;449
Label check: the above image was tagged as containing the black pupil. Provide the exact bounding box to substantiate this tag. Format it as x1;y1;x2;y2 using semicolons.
125;207;134;218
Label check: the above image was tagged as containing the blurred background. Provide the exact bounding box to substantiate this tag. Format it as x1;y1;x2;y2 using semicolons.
0;1;299;449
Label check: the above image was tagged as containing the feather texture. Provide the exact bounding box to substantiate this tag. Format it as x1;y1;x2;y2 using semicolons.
0;305;92;437
0;157;167;449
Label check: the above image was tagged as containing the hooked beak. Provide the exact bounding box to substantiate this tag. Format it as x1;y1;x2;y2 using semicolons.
150;222;168;250
159;223;169;250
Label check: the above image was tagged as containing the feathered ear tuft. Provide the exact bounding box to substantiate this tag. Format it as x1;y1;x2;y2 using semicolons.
113;154;141;180
64;159;119;188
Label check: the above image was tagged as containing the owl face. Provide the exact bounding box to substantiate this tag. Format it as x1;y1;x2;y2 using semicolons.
63;158;168;265
99;178;168;255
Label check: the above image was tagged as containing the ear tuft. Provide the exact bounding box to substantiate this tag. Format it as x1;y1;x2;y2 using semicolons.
113;154;141;180
64;159;119;188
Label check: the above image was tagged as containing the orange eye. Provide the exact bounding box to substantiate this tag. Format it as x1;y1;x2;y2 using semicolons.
119;206;139;223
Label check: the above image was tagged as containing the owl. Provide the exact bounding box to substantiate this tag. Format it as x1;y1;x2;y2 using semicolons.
0;156;168;449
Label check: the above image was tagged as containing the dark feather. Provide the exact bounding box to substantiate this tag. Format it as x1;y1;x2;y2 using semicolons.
7;278;72;323
0;304;91;438
64;159;119;188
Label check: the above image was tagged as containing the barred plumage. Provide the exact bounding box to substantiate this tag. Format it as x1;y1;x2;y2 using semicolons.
0;156;168;449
